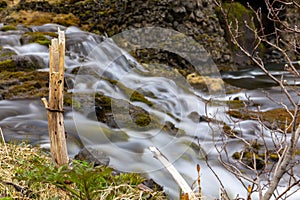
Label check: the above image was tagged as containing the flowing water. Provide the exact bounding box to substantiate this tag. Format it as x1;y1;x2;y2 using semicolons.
1;24;300;199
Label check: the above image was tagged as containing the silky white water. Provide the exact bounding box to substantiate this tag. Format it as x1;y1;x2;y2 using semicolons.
1;24;300;199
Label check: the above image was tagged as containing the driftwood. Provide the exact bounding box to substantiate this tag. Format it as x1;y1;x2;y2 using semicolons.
41;28;69;166
149;146;197;200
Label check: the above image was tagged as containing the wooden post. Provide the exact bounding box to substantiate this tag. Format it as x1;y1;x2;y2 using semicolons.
41;28;69;166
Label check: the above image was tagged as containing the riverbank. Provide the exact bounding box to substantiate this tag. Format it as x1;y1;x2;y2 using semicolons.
0;140;165;199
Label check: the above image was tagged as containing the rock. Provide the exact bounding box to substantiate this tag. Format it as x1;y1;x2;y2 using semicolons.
186;73;224;92
0;0;232;67
142;178;164;192
0;1;7;8
74;147;110;167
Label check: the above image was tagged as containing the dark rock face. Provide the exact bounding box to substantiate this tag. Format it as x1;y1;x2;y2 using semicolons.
0;1;7;8
219;0;299;65
3;0;232;66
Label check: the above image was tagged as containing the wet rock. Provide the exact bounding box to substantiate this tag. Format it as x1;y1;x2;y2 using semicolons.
74;147;110;167
6;55;45;71
186;73;224;92
0;1;7;8
162;121;185;137
142;178;164;192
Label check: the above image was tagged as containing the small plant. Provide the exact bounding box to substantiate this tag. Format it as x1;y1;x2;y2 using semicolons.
0;141;164;199
15;160;164;199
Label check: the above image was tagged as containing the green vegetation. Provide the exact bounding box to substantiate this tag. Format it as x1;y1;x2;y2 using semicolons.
0;59;16;70
0;25;16;31
64;93;81;110
115;82;153;107
215;2;266;59
227;108;300;132
0;142;165;199
22;32;54;46
95;93;112;109
0;71;49;99
133;112;151;127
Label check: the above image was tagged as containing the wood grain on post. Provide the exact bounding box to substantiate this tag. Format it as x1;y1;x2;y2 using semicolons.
41;28;69;166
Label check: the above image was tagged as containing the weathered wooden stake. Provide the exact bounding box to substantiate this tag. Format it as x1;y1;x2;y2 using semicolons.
41;28;69;166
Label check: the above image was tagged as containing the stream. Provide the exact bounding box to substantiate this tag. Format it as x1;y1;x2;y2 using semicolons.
1;24;300;199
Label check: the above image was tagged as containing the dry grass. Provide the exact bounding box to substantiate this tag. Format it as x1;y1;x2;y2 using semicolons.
0;128;166;199
9;10;80;26
4;0;65;6
0;141;70;199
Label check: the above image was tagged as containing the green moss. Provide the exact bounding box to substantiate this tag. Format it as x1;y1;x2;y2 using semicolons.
222;124;239;137
133;113;151;127
130;91;153;106
64;94;81;109
232;152;241;159
113;82;153;107
251;141;261;152
101;127;129;142
226;99;245;109
228;3;251;21
227;110;252;120
227;108;300;132
294;149;300;156
269;153;279;162
1;25;16;31
1;51;16;57
95;93;112;109
9;81;35;94
0;59;16;70
22;32;52;46
0;71;49;99
216;2;253;30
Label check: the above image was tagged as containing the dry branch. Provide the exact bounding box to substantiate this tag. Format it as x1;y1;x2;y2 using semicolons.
149;146;197;200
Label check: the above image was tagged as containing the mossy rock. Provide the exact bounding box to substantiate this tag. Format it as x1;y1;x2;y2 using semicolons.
232;141;265;170
95;93;112;110
93;93;166;131
21;32;57;46
215;2;265;65
0;55;44;72
0;71;49;99
101;127;129;142
132;112;151;127
216;2;253;28
113;82;153;107
232;140;285;169
227;108;300;132
0;1;7;8
0;48;17;57
64;93;81;109
162;121;186;137
0;59;16;70
0;25;16;31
